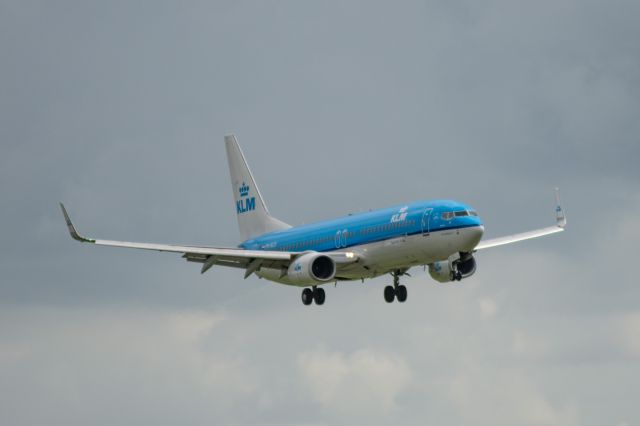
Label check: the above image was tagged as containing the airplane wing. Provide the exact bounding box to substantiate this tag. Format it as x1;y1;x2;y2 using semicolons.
474;189;567;251
60;203;356;277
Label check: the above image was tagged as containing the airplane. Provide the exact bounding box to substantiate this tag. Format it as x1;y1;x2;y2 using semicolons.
60;135;567;306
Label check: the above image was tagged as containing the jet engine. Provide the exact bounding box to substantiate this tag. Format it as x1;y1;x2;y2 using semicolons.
287;252;336;284
428;252;477;283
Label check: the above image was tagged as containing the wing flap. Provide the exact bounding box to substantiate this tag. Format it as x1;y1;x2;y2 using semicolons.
88;238;291;261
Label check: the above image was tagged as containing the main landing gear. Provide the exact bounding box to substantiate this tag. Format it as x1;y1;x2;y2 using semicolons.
384;270;408;303
301;286;325;306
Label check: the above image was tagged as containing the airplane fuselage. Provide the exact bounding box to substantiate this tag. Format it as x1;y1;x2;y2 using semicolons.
241;199;484;286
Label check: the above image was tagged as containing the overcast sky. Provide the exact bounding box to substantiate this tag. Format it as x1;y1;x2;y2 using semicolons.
1;1;639;425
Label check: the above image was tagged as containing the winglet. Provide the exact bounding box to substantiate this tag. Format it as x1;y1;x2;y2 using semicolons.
555;188;567;228
59;203;95;243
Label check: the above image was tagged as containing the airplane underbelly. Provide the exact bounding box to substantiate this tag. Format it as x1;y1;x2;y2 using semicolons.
354;227;481;275
256;226;484;284
361;235;442;266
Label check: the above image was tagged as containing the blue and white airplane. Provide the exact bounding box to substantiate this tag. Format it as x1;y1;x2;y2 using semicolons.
61;135;566;305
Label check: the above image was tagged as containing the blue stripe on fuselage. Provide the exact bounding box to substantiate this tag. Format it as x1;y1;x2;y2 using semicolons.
239;200;483;253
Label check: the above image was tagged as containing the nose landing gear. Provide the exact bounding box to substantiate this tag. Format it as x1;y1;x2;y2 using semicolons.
384;270;408;303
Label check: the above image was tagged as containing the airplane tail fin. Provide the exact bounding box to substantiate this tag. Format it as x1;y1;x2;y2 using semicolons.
225;135;291;241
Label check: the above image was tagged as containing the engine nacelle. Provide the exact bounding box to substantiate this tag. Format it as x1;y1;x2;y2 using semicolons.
287;253;336;285
428;253;477;283
428;260;454;283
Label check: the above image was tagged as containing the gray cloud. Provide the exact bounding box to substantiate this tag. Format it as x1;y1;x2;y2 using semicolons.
1;1;639;425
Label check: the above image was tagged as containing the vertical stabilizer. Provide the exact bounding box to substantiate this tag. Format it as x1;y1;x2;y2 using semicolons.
225;135;290;241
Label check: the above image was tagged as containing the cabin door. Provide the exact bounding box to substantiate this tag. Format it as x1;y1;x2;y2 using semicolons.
421;208;433;236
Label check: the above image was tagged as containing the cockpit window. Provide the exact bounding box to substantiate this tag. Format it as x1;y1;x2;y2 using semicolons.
442;210;477;220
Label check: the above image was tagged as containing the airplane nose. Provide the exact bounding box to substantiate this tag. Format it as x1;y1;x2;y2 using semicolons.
463;225;484;251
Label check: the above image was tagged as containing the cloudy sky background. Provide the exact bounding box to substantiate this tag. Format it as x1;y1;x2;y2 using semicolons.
1;1;639;425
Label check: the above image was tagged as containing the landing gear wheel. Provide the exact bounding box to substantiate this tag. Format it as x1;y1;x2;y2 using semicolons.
396;285;407;302
314;287;326;305
384;285;395;303
301;288;313;305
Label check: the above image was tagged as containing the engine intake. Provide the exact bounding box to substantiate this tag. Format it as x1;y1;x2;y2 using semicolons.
287;253;336;284
428;252;477;283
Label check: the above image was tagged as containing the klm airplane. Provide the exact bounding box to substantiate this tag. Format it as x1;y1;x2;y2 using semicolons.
61;135;567;306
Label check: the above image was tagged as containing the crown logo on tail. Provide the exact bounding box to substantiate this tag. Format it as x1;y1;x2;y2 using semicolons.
239;182;250;197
